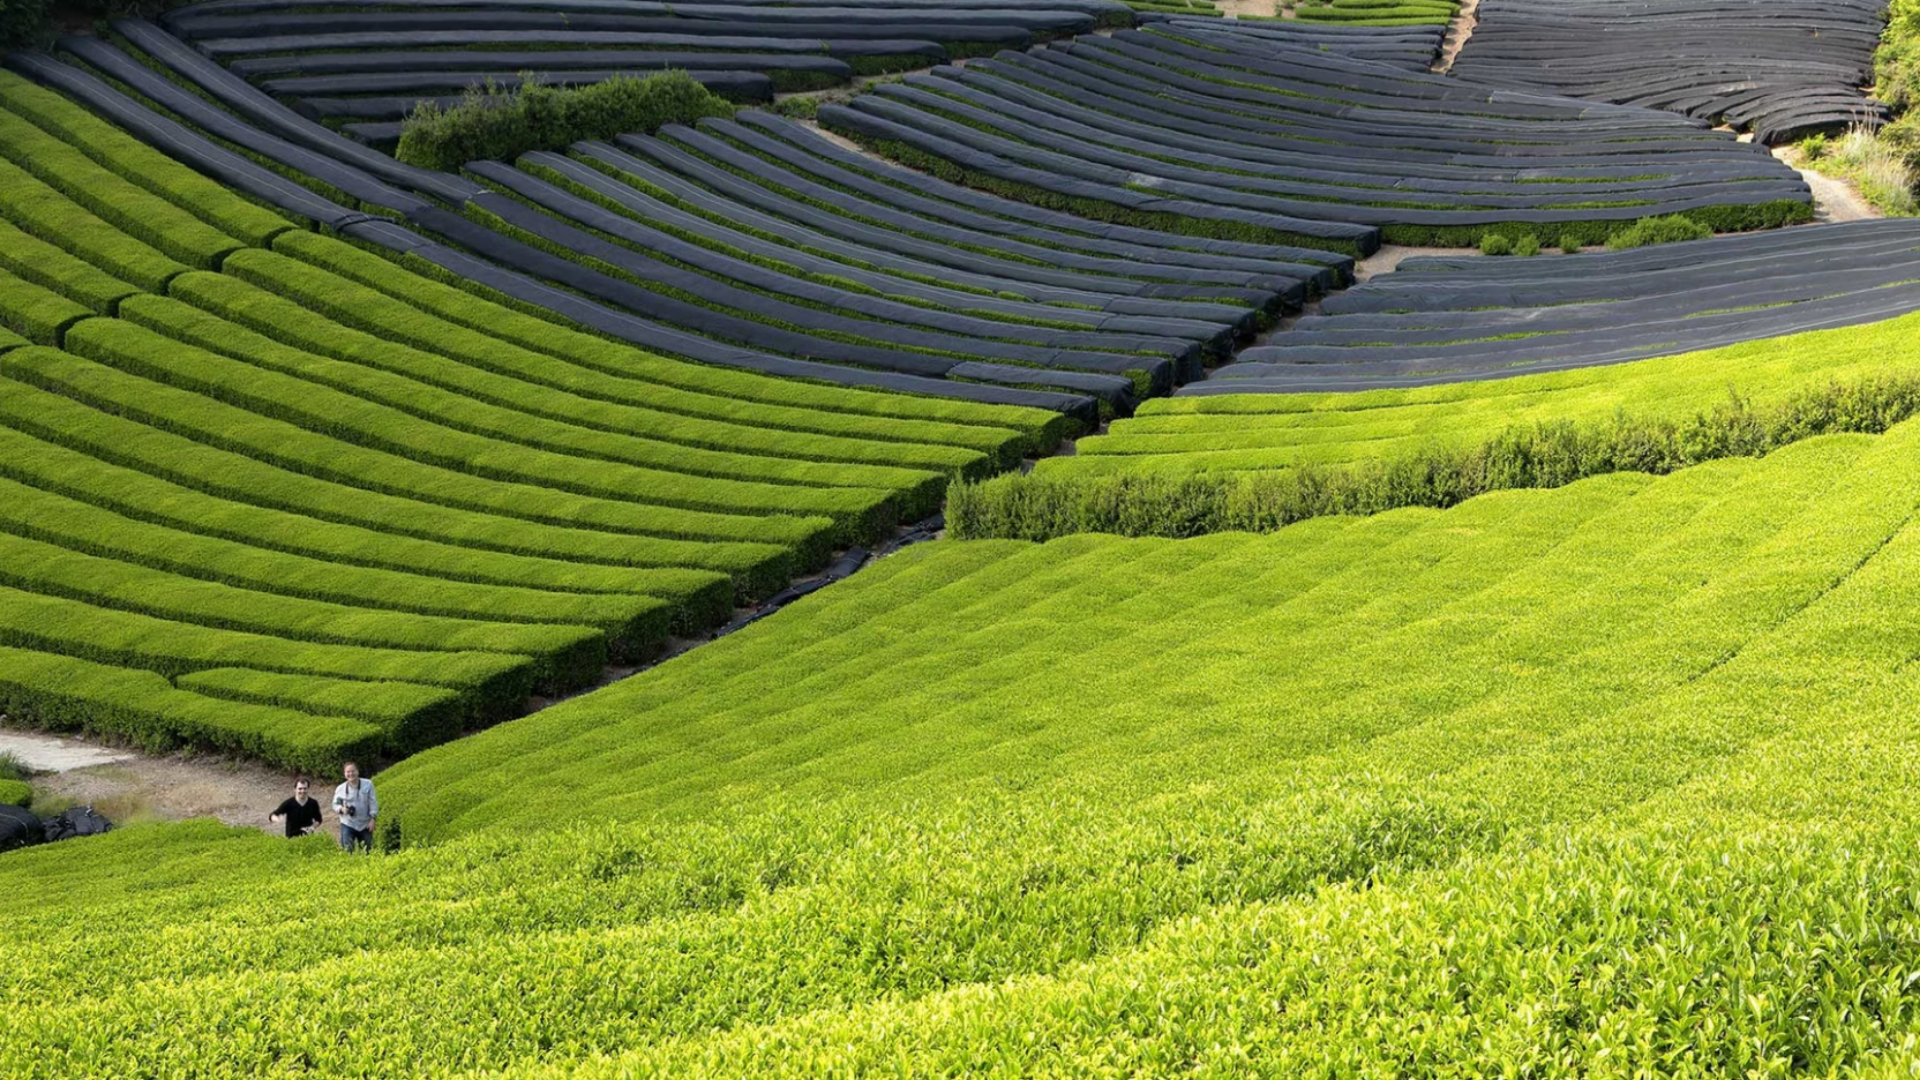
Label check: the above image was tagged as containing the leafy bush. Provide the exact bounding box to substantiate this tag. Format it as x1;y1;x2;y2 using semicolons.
1559;233;1582;254
1478;233;1513;256
0;777;29;808
1604;214;1713;250
396;71;735;172
0;0;48;49
1513;233;1541;256
1877;0;1920;114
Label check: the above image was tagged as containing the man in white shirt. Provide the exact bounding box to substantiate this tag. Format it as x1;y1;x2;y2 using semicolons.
332;761;378;853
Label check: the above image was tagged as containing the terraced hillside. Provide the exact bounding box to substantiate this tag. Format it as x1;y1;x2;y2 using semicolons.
14;20;1372;416
1453;0;1890;144
156;0;1135;141
1157;17;1450;68
9;424;1920;1076
6;1;1920;1076
949;306;1920;537
0;70;1066;770
1195;220;1920;392
821;25;1814;247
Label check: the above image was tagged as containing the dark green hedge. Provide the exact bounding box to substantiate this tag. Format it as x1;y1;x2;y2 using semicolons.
396;70;735;172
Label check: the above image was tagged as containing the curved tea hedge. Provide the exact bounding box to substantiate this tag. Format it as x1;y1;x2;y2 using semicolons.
9;422;1920;1078
0;67;1065;770
152;0;1133;122
443;112;1348;408
948;300;1920;537
1198;220;1920;393
1159;16;1448;69
16;23;1364;412
1452;0;1890;144
823;23;1813;249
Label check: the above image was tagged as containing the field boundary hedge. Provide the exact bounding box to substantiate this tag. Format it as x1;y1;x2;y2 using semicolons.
952;372;1920;539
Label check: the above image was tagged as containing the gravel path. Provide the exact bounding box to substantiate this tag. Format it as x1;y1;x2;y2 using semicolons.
2;726;298;832
1775;148;1881;223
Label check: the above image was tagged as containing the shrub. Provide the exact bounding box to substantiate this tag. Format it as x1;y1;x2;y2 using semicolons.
0;0;47;49
1560;233;1582;254
1478;233;1514;256
1803;125;1919;217
0;750;27;782
1604;214;1713;251
0;778;29;807
1513;234;1541;257
396;71;735;172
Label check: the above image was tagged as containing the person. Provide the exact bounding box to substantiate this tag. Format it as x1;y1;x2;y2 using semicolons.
268;777;324;838
332;762;378;853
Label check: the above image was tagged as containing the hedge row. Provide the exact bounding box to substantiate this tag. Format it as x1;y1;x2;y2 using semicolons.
274;230;1048;463
7;340;845;561
0;643;386;776
0;156;187;293
183;259;953;513
0;104;244;271
133;283;919;536
0;374;796;597
0;582;537;719
0;73;294;247
0;472;674;660
0;523;609;689
0;422;735;628
172;667;467;755
953;371;1920;540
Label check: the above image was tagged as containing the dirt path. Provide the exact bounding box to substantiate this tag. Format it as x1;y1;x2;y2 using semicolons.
1215;0;1278;16
1774;147;1881;223
3;727;297;832
1354;243;1480;281
1436;0;1480;72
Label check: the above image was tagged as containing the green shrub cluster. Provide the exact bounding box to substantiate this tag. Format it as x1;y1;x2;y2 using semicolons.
952;372;1920;540
395;71;735;171
0;777;29;807
0;0;46;49
1292;0;1457;24
1604;213;1714;250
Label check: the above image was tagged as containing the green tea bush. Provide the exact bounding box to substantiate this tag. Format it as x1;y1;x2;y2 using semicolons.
951;373;1920;539
1559;232;1583;254
0;778;30;807
1604;213;1713;250
10;419;1920;1078
1512;233;1541;256
396;71;735;171
1478;232;1513;256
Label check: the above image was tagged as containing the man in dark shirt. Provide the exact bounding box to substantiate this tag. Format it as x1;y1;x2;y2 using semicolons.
269;778;324;838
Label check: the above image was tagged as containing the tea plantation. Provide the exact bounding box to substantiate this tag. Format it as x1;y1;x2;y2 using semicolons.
3;0;1920;1075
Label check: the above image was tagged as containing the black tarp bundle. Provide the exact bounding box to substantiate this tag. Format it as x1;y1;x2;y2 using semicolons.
1450;0;1889;144
42;806;113;843
0;805;42;853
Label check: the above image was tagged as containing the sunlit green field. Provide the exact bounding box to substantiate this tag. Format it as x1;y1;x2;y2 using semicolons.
8;419;1920;1078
